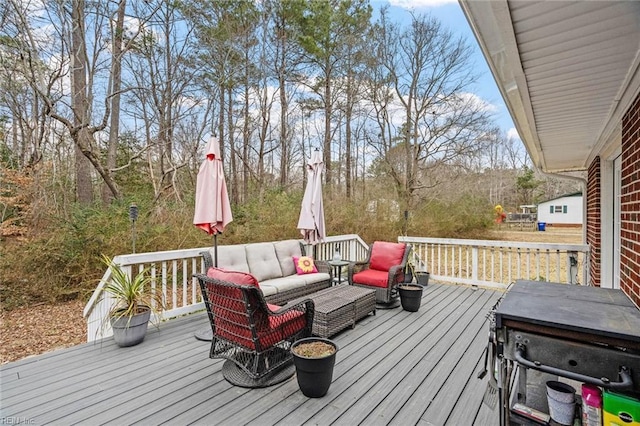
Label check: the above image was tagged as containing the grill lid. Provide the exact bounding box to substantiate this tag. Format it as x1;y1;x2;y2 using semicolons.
495;280;640;345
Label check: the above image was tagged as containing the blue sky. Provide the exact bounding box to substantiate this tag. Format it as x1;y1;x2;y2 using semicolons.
371;0;519;141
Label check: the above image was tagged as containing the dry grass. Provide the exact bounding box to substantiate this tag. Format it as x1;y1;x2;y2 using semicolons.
0;227;583;365
488;226;582;245
492;227;584;283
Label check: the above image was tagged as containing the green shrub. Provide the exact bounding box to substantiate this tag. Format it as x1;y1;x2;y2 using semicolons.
0;189;493;309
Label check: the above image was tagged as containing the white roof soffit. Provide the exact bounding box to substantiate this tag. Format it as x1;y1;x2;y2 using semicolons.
460;0;640;174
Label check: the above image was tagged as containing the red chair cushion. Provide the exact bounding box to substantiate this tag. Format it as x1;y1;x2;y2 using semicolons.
207;267;259;287
215;303;307;350
369;242;406;272
204;277;307;351
352;269;390;288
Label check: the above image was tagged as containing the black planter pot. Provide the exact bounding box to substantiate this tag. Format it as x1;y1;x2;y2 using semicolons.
398;284;423;312
416;272;430;287
291;337;338;398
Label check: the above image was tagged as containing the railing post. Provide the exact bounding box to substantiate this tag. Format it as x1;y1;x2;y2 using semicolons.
568;251;578;284
472;245;478;282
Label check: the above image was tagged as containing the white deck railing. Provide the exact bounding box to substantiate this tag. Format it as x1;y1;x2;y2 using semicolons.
83;234;369;342
398;236;590;290
83;247;209;342
84;234;589;341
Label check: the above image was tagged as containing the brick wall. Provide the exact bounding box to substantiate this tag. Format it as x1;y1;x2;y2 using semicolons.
586;157;601;287
620;92;640;307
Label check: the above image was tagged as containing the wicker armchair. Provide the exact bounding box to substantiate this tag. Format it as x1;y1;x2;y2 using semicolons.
195;272;314;388
348;241;411;307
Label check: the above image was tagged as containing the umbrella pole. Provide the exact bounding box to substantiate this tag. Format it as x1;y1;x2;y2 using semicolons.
214;233;218;267
196;233;218;342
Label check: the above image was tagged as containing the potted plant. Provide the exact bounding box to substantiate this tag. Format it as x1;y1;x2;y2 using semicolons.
291;337;338;397
404;256;415;283
398;283;423;312
100;254;165;347
416;271;430;287
405;248;429;286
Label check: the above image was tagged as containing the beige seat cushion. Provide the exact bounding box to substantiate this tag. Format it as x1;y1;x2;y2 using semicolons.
262;276;306;294
213;244;250;273
246;243;283;282
257;284;278;298
298;272;331;285
273;239;303;277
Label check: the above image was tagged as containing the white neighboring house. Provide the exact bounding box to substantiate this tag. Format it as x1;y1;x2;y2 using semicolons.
537;193;583;227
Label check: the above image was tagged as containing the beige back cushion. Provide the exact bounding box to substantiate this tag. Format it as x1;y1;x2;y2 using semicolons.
245;243;283;281
273;240;303;276
212;245;250;273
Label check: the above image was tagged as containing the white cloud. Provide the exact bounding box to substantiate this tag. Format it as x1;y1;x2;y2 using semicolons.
388;0;457;9
507;127;521;141
459;92;497;113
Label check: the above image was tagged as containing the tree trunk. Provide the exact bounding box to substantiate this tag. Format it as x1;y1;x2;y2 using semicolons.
323;68;332;189
75;139;93;203
71;0;93;204
102;0;126;204
243;66;250;202
278;69;288;187
227;87;238;204
345;68;353;199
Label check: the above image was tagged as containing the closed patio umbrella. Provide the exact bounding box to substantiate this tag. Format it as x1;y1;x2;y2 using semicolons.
297;149;326;252
193;136;233;266
193;136;233;341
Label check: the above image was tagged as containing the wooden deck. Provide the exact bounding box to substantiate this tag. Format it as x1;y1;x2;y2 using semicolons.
1;283;502;425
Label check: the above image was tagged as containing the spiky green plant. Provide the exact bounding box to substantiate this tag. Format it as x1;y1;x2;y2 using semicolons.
100;254;165;323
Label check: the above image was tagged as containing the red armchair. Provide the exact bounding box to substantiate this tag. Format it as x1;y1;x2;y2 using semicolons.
348;241;411;307
195;268;314;388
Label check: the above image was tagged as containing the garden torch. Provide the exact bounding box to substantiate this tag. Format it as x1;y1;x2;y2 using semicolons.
129;203;138;253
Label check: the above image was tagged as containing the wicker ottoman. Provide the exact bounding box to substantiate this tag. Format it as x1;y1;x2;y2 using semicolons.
303;285;376;338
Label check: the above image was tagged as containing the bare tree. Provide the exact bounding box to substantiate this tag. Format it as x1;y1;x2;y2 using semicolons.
102;0;126;204
367;10;493;211
125;1;199;203
264;0;305;188
4;0;157;202
0;0;50;169
183;0;248;203
335;2;371;198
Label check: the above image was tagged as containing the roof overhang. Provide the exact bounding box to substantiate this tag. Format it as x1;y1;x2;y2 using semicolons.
460;0;640;174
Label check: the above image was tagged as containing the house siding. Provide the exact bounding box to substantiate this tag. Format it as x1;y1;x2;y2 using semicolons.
537;195;583;226
587;157;601;287
620;92;640;307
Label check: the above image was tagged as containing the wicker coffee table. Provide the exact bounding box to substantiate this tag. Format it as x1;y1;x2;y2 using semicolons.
302;285;376;338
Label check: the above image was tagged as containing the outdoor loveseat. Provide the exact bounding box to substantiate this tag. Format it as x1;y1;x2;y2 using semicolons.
201;239;332;305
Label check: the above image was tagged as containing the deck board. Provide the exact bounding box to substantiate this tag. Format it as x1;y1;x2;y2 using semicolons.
324;287;489;425
0;283;502;425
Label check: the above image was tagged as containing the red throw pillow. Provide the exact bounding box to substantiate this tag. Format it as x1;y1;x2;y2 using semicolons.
369;242;406;272
206;267;260;287
292;256;318;275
